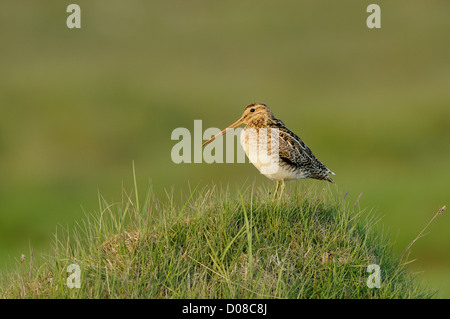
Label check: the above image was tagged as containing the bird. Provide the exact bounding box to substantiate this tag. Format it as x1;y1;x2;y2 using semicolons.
202;103;335;197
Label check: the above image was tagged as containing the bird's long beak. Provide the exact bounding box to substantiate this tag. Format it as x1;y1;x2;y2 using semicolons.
202;117;245;147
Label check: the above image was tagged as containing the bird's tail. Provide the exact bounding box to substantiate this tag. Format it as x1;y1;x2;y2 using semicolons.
325;175;336;184
324;165;336;184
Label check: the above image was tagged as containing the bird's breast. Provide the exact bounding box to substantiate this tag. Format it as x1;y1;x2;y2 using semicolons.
239;127;293;179
239;127;308;181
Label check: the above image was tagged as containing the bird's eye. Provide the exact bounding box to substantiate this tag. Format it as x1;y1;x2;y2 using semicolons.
250;108;255;112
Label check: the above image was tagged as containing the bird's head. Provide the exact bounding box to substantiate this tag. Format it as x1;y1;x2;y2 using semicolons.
202;102;274;147
239;103;275;125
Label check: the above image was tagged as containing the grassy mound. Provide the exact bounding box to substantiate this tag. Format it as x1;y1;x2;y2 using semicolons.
0;183;434;298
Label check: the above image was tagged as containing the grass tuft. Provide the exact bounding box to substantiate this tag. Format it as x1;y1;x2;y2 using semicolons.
0;182;436;298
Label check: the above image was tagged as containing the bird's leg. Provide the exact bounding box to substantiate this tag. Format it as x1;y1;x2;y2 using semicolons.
273;180;280;199
279;179;285;199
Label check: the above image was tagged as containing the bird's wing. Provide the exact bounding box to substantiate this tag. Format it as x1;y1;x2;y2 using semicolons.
272;120;335;183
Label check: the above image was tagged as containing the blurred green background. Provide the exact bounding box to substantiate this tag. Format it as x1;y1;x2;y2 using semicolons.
1;1;449;296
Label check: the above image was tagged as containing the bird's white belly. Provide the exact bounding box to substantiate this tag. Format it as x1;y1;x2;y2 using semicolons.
240;128;306;181
263;164;307;181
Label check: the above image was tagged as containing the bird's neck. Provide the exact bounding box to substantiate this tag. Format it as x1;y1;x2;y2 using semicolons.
246;116;277;128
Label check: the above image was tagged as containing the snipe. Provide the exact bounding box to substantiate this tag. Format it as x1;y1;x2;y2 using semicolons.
202;103;335;197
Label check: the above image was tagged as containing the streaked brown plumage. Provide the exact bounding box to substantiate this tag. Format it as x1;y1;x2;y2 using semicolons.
203;103;335;196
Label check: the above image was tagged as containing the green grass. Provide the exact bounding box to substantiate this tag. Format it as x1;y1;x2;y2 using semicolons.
0;181;435;298
0;1;449;295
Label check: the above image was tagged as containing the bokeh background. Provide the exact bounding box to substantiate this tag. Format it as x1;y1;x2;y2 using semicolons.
1;1;449;296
